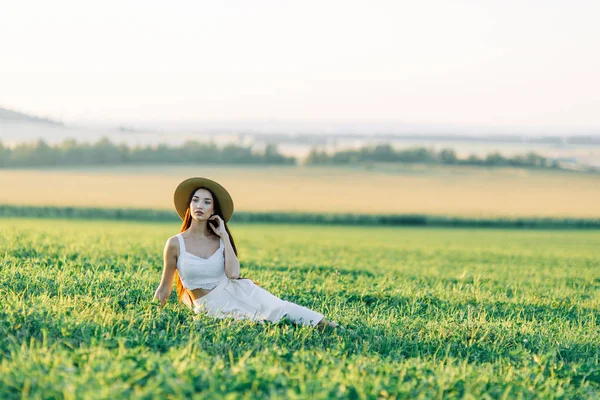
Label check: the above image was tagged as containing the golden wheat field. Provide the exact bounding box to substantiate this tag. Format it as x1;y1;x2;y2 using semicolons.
2;164;600;218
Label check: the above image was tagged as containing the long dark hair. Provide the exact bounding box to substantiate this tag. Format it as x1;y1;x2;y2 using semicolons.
173;186;243;308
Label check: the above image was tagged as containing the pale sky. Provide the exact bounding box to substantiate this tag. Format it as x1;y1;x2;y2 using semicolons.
1;0;599;131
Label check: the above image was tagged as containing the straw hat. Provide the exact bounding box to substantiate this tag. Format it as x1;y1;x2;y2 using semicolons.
173;177;234;222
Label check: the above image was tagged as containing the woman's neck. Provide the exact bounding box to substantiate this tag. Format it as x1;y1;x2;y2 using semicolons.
187;220;212;237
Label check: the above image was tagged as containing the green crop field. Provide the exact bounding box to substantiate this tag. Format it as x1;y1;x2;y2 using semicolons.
1;218;599;398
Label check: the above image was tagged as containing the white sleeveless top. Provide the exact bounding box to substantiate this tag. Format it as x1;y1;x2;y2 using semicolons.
176;234;226;290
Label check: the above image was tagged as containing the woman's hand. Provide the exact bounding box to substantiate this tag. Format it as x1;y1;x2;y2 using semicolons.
154;286;170;308
208;215;227;237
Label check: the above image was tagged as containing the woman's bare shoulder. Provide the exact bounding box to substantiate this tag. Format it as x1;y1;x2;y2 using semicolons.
164;235;180;252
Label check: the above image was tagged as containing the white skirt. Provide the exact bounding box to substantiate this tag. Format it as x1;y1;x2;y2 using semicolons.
192;276;324;326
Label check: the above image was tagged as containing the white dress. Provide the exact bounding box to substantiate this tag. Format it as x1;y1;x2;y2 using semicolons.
176;234;324;326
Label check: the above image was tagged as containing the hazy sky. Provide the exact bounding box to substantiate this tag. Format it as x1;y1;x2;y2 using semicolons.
1;0;599;131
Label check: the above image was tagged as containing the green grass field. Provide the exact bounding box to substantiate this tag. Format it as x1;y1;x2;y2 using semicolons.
1;218;599;398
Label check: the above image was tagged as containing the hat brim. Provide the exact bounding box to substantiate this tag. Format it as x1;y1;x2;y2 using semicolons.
173;177;234;222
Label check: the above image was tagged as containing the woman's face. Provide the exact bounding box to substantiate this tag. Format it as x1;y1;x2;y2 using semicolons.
189;188;215;222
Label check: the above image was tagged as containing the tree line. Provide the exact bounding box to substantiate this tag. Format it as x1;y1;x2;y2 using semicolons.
0;137;569;170
305;144;562;169
0;138;296;167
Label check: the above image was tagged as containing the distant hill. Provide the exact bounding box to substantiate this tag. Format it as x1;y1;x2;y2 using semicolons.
0;107;63;126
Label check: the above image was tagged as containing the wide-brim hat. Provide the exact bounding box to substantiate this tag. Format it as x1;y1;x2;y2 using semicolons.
173;177;234;222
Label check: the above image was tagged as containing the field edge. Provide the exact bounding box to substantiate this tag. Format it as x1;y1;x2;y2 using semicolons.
2;204;600;229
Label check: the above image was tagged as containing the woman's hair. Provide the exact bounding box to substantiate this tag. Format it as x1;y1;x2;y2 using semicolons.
173;186;238;308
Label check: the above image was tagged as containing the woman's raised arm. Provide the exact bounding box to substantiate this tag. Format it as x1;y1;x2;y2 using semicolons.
222;234;240;279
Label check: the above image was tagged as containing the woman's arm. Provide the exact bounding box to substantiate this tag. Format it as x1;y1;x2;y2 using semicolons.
222;234;240;279
153;236;179;307
209;215;240;279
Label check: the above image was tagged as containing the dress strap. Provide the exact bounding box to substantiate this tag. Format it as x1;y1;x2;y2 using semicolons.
176;234;186;255
219;237;225;255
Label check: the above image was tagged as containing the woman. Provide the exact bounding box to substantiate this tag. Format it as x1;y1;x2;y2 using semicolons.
153;177;340;330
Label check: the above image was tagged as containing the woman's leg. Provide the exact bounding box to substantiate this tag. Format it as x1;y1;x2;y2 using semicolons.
279;300;324;326
229;279;341;328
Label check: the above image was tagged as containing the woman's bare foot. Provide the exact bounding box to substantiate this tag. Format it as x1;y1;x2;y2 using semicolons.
316;318;343;331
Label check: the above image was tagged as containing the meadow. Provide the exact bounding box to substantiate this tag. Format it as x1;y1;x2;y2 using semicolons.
1;218;599;398
1;164;600;218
